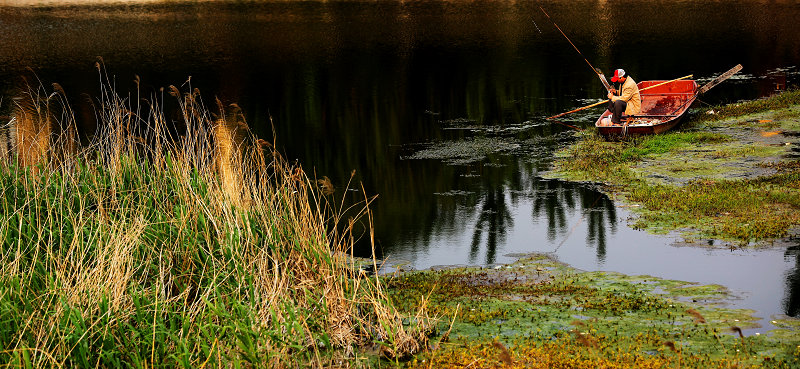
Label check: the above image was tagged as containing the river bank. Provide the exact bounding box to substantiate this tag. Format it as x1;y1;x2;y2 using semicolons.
544;89;800;247
3;72;798;367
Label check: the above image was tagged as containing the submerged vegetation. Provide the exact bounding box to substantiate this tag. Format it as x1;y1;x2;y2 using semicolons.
548;89;800;245
0;71;433;367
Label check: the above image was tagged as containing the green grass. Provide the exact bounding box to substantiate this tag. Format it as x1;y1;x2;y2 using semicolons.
619;131;730;161
0;74;430;368
553;130;729;184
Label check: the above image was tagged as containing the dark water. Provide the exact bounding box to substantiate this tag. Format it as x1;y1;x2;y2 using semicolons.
2;0;800;331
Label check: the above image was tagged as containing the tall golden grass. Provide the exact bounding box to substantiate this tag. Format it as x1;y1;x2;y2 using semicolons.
0;67;434;367
8;77;78;171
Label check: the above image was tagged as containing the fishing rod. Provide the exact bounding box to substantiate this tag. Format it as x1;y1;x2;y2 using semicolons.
539;6;613;93
546;74;694;120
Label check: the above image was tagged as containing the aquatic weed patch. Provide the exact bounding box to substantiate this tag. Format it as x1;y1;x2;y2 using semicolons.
627;174;800;241
386;256;800;368
404;339;800;368
405;136;520;165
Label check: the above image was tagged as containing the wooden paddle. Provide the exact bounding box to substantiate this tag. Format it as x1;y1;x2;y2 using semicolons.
697;64;742;95
547;74;694;120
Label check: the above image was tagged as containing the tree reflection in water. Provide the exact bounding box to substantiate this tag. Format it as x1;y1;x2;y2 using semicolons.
784;245;800;317
583;188;617;263
389;157;625;267
531;179;574;243
469;187;513;265
530;180;616;263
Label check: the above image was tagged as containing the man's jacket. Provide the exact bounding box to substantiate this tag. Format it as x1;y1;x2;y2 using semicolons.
612;77;642;115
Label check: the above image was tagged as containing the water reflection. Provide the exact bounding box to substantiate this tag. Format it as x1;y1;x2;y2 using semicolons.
785;246;800;317
469;187;513;265
584;191;616;263
529;180;617;262
384;156;622;268
531;179;574;242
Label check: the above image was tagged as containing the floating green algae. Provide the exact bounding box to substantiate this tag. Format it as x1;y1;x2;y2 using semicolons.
405;136;521;165
385;255;800;368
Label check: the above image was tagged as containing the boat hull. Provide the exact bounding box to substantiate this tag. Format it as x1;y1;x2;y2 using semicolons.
596;80;698;138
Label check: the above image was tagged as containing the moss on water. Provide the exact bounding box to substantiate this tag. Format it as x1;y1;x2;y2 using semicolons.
405;136;521;165
386;255;800;368
771;317;800;341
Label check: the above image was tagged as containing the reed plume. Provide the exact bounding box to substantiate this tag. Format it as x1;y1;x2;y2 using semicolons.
317;175;335;196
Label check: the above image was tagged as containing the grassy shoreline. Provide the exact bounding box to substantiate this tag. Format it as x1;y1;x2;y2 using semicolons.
0;76;431;368
544;89;800;246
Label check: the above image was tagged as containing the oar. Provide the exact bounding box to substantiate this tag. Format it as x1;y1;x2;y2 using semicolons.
697;64;742;95
546;74;694;120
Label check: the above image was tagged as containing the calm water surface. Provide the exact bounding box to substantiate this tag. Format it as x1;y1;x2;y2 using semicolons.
2;0;800;331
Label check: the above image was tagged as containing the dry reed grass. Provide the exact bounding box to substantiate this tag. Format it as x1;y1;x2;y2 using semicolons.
0;66;432;367
8;76;78;171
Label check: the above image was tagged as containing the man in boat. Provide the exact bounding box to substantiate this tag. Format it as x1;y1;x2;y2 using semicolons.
600;69;641;126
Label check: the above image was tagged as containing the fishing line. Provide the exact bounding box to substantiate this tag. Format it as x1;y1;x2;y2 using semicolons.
696;99;713;107
531;18;542;34
547;192;603;255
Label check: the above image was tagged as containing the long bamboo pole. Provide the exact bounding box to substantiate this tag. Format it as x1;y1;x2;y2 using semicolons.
546;74;694;120
539;6;615;94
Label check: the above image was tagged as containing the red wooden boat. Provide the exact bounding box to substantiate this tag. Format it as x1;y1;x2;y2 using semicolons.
595;79;699;137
